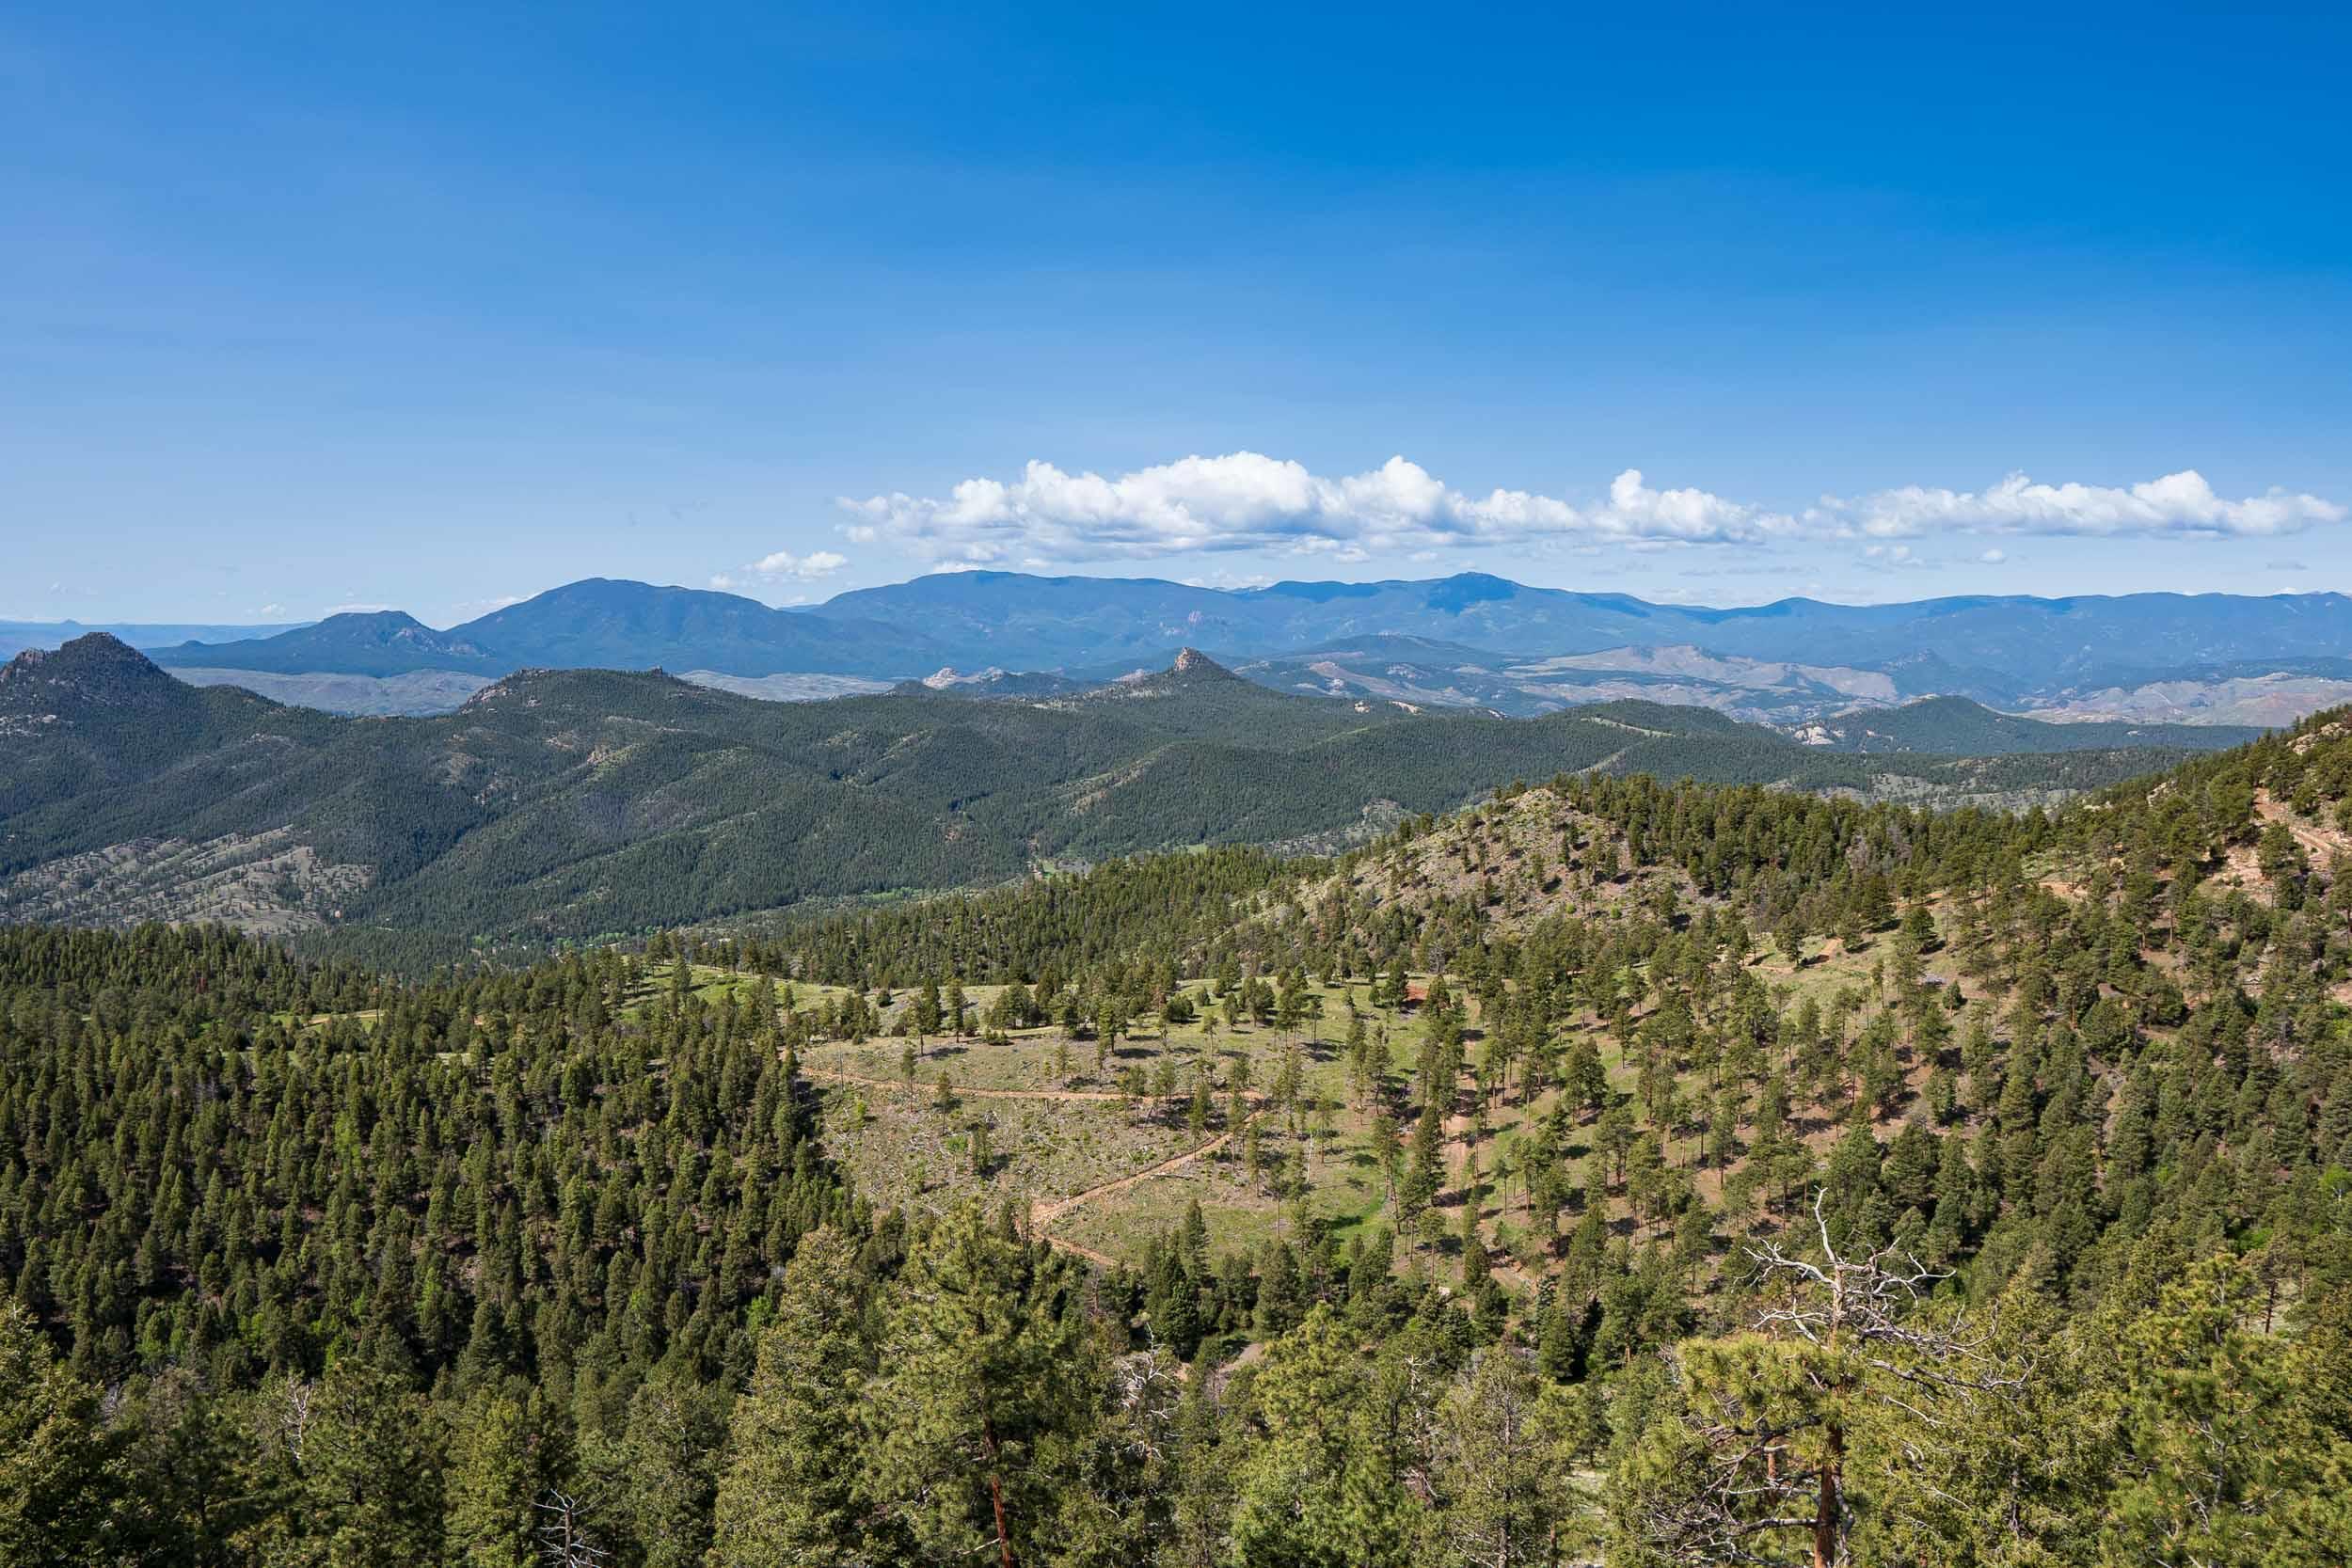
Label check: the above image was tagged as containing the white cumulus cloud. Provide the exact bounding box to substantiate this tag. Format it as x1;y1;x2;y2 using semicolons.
711;549;849;592
837;452;1792;564
1838;469;2344;540
838;454;2342;566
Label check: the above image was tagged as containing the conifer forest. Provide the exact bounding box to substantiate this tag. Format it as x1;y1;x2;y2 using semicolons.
8;709;2352;1566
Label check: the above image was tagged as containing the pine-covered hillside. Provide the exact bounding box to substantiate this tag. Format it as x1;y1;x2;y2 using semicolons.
5;711;2351;1564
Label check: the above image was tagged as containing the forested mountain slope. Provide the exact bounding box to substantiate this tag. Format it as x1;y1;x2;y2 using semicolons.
1232;633;1923;723
1795;693;2261;753
0;631;342;822
5;710;2352;1564
3;638;2216;964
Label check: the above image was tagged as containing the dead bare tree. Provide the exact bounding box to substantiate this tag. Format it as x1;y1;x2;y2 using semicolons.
1637;1190;2019;1568
535;1488;610;1568
259;1373;317;1467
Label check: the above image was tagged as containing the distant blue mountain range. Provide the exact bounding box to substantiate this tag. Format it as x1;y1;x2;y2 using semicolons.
12;571;2347;710
808;570;2352;686
0;618;309;661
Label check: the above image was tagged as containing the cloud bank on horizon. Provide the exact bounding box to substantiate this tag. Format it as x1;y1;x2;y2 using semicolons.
832;453;2346;569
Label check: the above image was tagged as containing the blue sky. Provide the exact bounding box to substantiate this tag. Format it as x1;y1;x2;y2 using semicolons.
5;1;2348;625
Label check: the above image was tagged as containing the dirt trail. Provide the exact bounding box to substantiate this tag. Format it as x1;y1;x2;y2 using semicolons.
1032;1108;1264;1227
1038;1232;1120;1267
803;1067;1137;1103
798;1058;1269;1265
2258;792;2349;863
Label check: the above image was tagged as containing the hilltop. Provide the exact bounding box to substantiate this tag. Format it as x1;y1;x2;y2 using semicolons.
0;629;198;714
0;633;327;815
1031;646;1436;740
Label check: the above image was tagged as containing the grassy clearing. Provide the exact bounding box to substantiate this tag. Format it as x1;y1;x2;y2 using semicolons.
817;1080;1207;1217
652;924;1912;1274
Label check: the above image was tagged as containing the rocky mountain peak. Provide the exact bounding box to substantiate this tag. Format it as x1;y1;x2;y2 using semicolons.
0;633;181;714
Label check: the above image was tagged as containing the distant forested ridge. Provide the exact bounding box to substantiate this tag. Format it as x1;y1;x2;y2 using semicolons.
1797;692;2261;753
2;635;2224;969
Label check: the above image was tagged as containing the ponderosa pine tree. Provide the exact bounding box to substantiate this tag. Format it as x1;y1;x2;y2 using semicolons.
1422;1347;1589;1568
708;1228;873;1567
0;1302;130;1568
258;1358;446;1568
864;1206;1072;1567
1224;1305;1413;1568
444;1390;537;1568
1616;1193;2019;1568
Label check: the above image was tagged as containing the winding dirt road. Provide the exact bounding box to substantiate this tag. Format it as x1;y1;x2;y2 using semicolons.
802;1066;1136;1103
799;1060;1269;1266
1030;1108;1264;1227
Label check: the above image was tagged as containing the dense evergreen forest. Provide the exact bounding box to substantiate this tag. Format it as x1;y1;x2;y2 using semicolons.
8;708;2352;1564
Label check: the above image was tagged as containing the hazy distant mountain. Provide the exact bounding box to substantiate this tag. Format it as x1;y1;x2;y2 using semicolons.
1233;635;1533;712
145;578;941;681
168;667;498;716
50;572;2352;729
166;664;893;718
809;572;1256;668
0;617;310;660
1235;637;2063;726
892;667;1101;701
676;671;898;702
807;571;1705;669
149;610;501;676
2010;657;2352;728
453;578;932;677
815;572;2352;690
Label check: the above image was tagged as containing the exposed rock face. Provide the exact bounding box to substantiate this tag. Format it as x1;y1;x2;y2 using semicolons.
1168;647;1234;679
